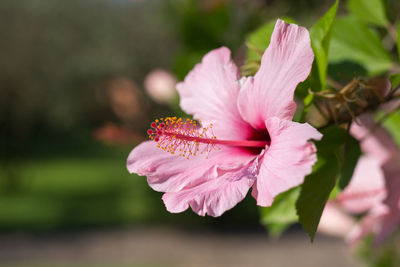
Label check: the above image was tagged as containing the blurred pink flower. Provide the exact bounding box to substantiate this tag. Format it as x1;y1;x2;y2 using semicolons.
144;69;178;104
319;114;400;246
348;115;400;245
337;155;387;215
127;20;321;216
318;154;387;241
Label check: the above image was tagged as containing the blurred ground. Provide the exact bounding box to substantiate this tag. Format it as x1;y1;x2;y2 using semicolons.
0;227;360;267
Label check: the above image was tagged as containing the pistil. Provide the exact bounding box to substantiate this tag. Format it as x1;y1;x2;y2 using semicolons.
161;131;269;148
148;117;269;158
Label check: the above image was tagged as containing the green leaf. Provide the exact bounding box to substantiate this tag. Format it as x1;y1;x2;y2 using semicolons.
309;0;339;90
389;73;400;88
260;187;299;237
329;185;341;200
246;21;275;63
398;22;400;62
347;0;388;27
296;126;348;241
382;111;400;149
328;16;392;76
338;133;361;190
296;157;339;241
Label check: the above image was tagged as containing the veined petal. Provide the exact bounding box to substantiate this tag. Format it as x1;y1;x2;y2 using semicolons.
162;156;261;217
177;47;253;140
238;19;314;130
127;141;255;193
252;117;322;206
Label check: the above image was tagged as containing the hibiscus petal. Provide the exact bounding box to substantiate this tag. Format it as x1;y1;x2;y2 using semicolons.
176;47;253;140
127;141;254;193
237;19;314;130
252;117;322;206
162;156;260;217
337;155;387;214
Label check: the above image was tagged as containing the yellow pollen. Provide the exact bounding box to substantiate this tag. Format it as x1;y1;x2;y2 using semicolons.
148;116;217;159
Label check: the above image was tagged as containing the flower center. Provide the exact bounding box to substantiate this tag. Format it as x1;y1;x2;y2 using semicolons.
148;117;270;158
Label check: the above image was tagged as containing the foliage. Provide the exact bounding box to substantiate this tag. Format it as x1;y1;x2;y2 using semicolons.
382;111;400;148
309;0;338;90
389;73;400;88
328;16;392;76
246;0;400;246
260;187;299;237
347;0;388;27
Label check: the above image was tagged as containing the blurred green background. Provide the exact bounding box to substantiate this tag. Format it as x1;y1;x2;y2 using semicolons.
0;0;369;232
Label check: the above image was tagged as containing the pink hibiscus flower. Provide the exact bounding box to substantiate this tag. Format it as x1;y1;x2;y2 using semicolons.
348;115;400;245
318;154;388;243
127;19;322;216
319;113;400;246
